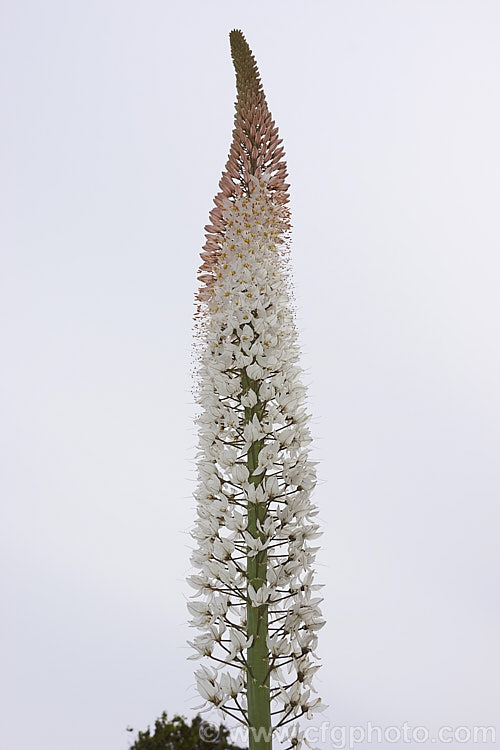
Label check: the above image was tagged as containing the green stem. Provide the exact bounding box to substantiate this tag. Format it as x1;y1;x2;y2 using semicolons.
243;369;272;750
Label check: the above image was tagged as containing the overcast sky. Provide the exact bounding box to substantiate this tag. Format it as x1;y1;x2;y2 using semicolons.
1;1;499;749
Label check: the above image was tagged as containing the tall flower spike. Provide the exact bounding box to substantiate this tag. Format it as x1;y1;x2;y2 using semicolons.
189;31;325;750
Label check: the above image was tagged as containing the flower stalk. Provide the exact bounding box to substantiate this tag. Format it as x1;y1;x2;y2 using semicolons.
188;30;325;750
244;371;271;749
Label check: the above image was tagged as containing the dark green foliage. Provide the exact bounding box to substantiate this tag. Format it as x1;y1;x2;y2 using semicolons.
127;712;243;750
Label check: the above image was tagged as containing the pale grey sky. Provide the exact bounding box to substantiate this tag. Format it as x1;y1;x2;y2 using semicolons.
1;1;499;749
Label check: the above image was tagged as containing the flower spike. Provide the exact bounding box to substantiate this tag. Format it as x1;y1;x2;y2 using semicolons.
189;31;325;750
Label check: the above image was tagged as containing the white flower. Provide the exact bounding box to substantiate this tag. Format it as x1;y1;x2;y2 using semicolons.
267;633;291;657
188;632;215;659
231;463;250;483
195;666;225;706
244;483;266;504
213;537;234;561
246;362;265;380
242;414;265;444
243;531;268;557
220;671;245;698
225;510;246;533
247;583;271;607
303;696;327;719
240;388;258;408
226;628;253;660
187;601;213;628
256;442;280;471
